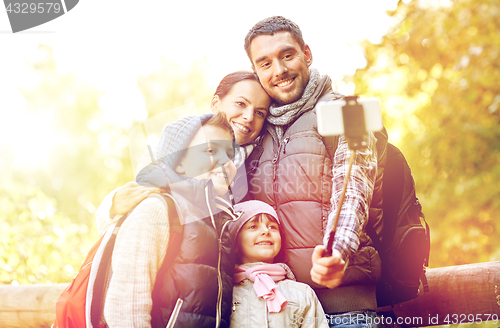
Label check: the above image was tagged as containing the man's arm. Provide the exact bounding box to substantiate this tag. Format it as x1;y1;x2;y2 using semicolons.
311;133;377;288
103;193;170;328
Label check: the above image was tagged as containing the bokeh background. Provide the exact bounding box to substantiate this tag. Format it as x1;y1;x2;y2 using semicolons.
1;0;498;297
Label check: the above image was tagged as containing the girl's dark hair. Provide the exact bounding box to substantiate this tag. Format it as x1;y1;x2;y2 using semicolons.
214;71;260;100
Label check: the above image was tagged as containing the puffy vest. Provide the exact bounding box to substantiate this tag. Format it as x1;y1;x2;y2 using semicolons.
248;89;387;312
150;195;238;328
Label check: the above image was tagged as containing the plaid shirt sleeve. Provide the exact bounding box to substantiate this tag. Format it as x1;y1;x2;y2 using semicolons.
323;132;378;261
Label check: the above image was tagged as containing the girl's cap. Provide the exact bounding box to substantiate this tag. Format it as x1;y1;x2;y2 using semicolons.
229;200;279;242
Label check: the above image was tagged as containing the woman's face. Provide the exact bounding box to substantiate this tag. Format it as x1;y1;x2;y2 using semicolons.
212;80;271;145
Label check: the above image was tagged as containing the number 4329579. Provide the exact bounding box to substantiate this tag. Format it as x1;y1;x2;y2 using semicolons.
6;3;62;14
444;314;498;325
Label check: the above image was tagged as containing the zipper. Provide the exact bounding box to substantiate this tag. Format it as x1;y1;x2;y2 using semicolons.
272;153;279;181
282;136;290;154
215;212;240;327
232;301;241;312
398;188;417;218
206;187;240;328
281;131;312;154
271;135;292;183
204;187;221;327
67;261;92;291
271;131;315;199
166;298;184;328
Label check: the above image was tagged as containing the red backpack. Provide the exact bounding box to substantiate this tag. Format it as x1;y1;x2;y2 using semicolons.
52;212;129;328
53;194;182;328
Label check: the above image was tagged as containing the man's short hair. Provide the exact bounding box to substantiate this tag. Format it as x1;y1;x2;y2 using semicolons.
244;16;305;60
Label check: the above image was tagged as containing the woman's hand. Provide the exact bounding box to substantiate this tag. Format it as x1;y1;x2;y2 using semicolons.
110;181;162;216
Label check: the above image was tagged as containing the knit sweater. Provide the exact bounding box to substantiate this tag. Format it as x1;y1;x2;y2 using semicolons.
100;192;171;327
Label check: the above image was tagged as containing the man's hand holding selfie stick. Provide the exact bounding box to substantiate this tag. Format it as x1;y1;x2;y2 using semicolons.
311;95;382;289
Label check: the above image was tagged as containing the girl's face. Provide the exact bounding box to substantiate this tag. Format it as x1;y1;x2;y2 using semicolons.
236;213;281;264
211;80;271;145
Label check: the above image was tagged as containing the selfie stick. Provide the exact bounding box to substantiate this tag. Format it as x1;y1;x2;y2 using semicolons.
324;96;367;257
141;123;158;164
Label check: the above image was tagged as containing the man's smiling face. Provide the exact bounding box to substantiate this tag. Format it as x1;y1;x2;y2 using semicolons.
249;31;312;106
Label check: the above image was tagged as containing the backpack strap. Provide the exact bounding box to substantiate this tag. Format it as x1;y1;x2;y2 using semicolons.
90;193;182;327
322;135;339;162
365;143;404;308
90;212;130;327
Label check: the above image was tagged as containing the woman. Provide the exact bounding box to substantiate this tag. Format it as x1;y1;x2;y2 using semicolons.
96;71;270;233
95;71;271;327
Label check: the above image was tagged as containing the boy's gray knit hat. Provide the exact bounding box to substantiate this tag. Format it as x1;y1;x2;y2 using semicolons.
136;113;215;187
229;200;279;243
156;113;216;172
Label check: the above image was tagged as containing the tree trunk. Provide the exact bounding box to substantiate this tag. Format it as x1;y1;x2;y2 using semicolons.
378;261;500;327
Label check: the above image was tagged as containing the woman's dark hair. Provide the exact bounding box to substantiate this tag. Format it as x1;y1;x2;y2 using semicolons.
203;112;233;137
213;71;260;100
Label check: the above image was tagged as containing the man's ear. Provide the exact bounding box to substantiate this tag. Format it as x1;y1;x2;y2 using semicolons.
210;95;220;113
304;44;313;67
251;64;256;74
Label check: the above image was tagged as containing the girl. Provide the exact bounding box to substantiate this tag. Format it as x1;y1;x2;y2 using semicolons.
229;200;329;328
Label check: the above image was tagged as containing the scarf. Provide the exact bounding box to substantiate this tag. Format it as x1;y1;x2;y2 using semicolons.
234;264;288;313
267;69;331;143
233;143;254;170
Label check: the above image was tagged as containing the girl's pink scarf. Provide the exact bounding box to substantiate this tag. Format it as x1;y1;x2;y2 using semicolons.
234;264;287;313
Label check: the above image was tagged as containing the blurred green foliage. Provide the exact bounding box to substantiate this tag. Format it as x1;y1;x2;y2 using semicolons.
351;0;500;267
1;45;213;284
3;0;499;286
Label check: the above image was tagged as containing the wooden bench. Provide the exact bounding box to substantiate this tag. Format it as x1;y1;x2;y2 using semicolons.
1;262;499;328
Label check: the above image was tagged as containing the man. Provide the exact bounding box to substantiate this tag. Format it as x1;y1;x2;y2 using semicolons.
245;16;386;327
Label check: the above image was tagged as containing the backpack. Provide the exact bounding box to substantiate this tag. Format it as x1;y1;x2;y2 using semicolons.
323;135;430;307
366;142;430;307
53;195;181;328
52;211;129;328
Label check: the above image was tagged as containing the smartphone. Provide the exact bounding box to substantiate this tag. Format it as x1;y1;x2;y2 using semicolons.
316;97;384;136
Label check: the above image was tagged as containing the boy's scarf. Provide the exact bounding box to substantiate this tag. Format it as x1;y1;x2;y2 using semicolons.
267;69;331;143
234;264;288;313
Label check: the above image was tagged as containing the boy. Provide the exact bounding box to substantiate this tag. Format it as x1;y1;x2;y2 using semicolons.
102;113;239;328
